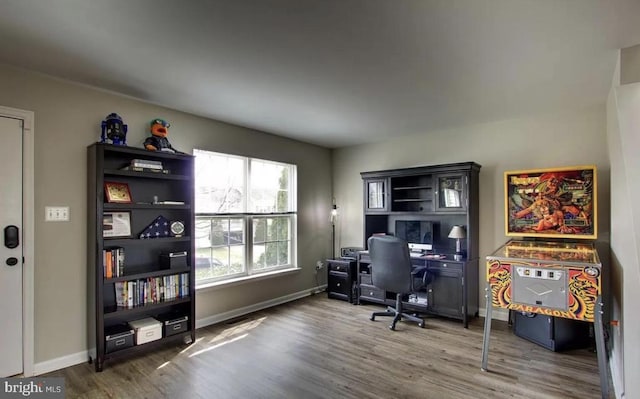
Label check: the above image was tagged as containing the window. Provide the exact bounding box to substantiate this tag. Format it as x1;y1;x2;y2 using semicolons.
194;149;297;285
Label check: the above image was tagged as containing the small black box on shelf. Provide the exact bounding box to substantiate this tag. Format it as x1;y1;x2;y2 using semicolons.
105;324;135;353
157;313;189;337
160;251;188;269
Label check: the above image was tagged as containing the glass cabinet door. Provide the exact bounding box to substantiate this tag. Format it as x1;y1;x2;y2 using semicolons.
435;174;466;212
366;179;388;212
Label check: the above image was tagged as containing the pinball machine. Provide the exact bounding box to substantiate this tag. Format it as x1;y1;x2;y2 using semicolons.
480;165;608;398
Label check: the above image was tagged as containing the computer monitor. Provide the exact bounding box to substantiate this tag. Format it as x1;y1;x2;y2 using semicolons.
395;220;434;250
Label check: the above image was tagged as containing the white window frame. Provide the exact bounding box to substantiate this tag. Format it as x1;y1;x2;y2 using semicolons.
194;149;297;287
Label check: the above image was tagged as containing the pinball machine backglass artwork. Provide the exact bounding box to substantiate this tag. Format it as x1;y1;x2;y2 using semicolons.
504;165;597;239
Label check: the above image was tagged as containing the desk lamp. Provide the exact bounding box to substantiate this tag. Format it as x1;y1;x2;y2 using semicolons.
448;225;466;260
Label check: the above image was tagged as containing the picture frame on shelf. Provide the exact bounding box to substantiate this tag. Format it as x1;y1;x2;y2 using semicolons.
104;181;132;203
504;165;597;239
103;211;132;238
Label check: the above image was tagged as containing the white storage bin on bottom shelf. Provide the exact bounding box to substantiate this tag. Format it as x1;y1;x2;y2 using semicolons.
128;317;162;345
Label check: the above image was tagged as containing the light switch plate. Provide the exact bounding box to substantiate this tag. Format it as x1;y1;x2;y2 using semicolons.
45;206;69;221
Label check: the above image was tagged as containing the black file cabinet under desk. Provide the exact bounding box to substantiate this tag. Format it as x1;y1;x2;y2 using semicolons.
326;258;357;303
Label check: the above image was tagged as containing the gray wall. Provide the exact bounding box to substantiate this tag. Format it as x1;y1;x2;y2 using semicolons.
621;44;640;85
0;64;333;365
333;105;610;264
607;47;640;399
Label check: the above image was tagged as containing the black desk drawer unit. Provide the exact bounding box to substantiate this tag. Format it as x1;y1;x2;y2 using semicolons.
359;284;385;303
326;258;357;303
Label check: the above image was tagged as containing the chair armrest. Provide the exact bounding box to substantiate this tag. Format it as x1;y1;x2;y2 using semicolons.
411;266;427;276
411;266;428;291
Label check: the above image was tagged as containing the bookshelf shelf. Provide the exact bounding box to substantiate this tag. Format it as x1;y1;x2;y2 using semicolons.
103;236;191;245
103;203;191;210
104;169;190;180
393;198;432;202
88;143;196;372
103;297;191;319
104;266;192;283
103;332;191;361
393;185;432;190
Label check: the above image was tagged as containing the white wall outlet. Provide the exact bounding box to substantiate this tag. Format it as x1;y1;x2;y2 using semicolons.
315;261;324;270
45;206;70;222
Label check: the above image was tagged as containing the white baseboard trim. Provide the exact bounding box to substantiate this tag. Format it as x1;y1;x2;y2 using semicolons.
479;307;509;322
196;285;327;329
33;350;89;376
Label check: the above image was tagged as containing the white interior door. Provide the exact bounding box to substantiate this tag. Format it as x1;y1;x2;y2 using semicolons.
0;116;23;377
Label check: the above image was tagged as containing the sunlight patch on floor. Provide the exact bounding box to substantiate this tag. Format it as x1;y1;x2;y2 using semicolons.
178;336;206;355
157;361;171;369
209;316;267;344
189;333;248;357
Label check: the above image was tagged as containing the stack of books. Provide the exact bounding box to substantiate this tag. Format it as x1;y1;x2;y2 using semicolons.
114;273;190;308
103;247;125;278
121;159;168;173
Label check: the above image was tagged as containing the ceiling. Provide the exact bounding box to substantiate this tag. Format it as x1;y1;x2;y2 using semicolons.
1;0;639;148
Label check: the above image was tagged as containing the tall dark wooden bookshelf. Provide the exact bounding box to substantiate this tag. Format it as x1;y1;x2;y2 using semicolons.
87;143;196;371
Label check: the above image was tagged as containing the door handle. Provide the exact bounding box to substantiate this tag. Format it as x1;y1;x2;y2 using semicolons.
4;225;19;249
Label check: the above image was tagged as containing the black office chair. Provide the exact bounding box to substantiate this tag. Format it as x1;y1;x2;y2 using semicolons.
368;235;426;330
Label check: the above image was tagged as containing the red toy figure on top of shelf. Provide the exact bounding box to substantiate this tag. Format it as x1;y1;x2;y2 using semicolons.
143;118;181;153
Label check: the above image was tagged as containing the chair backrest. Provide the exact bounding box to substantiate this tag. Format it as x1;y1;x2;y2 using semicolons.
368;235;412;294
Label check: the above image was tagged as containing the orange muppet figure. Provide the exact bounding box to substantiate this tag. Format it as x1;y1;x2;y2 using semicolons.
144;118;181;153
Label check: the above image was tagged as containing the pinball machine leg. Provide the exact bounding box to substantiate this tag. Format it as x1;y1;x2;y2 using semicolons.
481;282;493;372
594;295;608;399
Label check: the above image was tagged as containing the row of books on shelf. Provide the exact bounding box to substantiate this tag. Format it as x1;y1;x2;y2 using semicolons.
103;247;125;278
114;273;189;309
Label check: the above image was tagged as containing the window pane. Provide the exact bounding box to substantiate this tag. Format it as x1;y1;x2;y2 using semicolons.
228;219;244;245
195;247;213;280
253;243;266;269
195;216;246;281
194;149;245;213
212;247;231;276
252;217;291;269
195;218;211;248
250;160;291;212
253;218;267;244
266;218;277;241
229;245;245;274
274;218;289;240
265;242;278;267
277;241;289;265
210;219;226;246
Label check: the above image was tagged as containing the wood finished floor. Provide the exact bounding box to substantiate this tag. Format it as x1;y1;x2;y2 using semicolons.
46;294;610;398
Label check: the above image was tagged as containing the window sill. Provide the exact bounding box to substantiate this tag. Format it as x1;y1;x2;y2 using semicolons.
196;267;301;292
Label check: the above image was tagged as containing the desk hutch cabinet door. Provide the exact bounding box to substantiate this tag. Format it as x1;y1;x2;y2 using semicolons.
365;178;389;212
435;173;467;212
